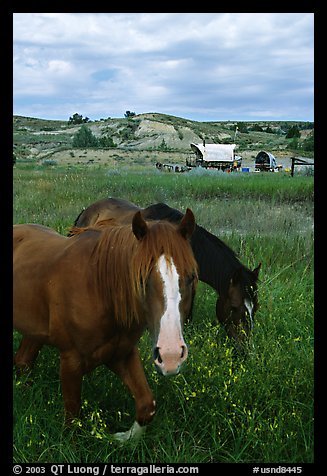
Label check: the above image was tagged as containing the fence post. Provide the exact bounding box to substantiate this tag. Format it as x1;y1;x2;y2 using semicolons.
291;157;295;177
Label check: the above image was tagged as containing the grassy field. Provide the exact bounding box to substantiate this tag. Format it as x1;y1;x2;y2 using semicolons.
13;162;314;464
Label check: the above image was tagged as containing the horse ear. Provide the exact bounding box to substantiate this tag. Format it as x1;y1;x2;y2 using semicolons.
178;208;195;240
132;211;148;240
252;262;262;280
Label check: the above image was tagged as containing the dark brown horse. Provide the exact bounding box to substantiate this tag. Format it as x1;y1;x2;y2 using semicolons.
72;198;261;350
14;210;198;441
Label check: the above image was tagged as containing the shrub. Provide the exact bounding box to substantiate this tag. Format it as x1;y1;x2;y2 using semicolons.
98;136;117;148
41;159;57;166
72;125;98;148
286;126;301;139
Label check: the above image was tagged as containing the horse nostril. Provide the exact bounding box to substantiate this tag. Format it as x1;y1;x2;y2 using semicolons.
180;344;188;362
154;347;163;364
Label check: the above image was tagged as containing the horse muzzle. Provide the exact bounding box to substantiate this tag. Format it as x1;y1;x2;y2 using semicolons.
153;343;188;376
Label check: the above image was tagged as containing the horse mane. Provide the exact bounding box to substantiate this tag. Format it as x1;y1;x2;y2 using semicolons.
78;219;198;327
72;207;86;227
68;218;118;237
143;203;257;294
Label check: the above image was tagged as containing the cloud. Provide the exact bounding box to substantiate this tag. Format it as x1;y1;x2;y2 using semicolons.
13;13;314;121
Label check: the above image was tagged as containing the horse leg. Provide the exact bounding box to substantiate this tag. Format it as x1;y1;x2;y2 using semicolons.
14;336;43;377
60;350;83;424
108;347;156;442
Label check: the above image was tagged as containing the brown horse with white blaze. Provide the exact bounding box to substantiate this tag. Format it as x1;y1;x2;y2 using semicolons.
13;210;198;441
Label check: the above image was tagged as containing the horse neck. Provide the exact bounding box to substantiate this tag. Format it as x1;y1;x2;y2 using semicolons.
143;204;248;296
191;225;246;295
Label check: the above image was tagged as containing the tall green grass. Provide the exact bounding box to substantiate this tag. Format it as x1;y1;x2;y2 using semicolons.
13;164;314;463
13;165;313;231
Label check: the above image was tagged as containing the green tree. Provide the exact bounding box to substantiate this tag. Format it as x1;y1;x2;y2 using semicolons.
287;138;299;151
72;125;98;148
68;113;90;125
236;122;248;133
158;139;169;151
302;131;314;152
251;124;263;132
286;125;301;139
124;111;136;118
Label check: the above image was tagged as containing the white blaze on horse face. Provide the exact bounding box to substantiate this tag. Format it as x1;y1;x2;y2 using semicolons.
244;298;254;330
155;255;188;376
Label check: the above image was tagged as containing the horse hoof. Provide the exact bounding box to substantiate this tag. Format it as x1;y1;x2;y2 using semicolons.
114;421;146;443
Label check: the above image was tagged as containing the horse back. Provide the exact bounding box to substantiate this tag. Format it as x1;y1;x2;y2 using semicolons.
74;197;140;227
14;223;60;246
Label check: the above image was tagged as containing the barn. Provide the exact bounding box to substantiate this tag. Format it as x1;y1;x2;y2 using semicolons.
188;143;242;170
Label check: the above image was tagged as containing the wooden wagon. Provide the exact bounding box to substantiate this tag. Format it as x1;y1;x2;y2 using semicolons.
188;142;242;171
254;151;282;172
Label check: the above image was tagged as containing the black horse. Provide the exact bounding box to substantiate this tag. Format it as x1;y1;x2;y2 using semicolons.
72;198;261;349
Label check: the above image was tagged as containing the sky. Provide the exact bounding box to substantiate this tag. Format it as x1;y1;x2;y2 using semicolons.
13;13;314;122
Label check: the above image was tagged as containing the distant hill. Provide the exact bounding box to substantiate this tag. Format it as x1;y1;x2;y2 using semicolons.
13;113;314;163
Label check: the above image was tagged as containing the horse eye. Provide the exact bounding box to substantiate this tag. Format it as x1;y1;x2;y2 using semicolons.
187;273;195;285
